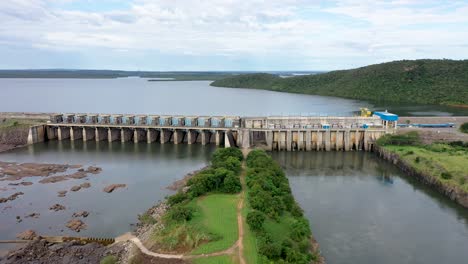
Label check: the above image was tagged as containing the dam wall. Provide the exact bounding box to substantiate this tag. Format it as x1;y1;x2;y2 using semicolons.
33;113;396;151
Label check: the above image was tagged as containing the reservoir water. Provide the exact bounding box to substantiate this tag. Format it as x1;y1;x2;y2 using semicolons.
1;79;467;263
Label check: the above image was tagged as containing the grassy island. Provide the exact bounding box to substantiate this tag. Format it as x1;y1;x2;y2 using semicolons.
211;59;468;106
136;148;322;264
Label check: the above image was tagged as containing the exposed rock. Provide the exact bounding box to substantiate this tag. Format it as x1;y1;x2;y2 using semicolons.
0;192;24;203
86;166;102;174
66;219;87;232
103;184;126;193
16;230;37;240
70;185;81;192
72;211;89;218
80;182;91;189
39;175;69;184
57;190;67;197
49;204;66;212
25;213;40;219
68;171;88;179
8;182;33;186
0;162;79;181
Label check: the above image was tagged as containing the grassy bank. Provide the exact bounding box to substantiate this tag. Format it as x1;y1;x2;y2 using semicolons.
211;59;468;106
377;132;468;194
145;148;243;259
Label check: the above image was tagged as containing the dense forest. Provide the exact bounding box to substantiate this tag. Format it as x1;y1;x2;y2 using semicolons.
211;59;468;106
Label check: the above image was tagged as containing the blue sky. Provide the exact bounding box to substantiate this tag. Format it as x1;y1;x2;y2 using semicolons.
0;0;467;71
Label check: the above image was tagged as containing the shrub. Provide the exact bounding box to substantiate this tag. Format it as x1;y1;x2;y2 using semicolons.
415;157;420;163
441;172;452;180
212;147;243;165
376;131;421;146
138;212;157;225
247;210;266;231
290;219;311;242
223;173;242;193
259;241;282;259
100;255;117;264
169;206;194;222
167;192;188;206
213;156;242;174
460;122;468;134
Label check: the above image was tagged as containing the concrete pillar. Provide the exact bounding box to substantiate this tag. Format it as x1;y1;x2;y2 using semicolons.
316;131;322;151
83;128;95;141
297;131;304;151
95;128;107;141
201;131;210;145
160;129;172;144
173;130;183;144
306;131;312;151
187;130;197;144
70;127;82;141
121;129;133;143
364;131;369;151
147;129;158;143
108;128;120;142
286;130;292;151
215;131;222;146
355;131;361;150
27;125;45;144
336;131;343;151
344;131;350;151
58;126;70;140
238;129;250;149
224;132;232;148
266;131;273;151
134;129;146;143
325;130;331;151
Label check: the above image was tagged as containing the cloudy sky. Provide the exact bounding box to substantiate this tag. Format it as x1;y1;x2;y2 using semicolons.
1;0;467;71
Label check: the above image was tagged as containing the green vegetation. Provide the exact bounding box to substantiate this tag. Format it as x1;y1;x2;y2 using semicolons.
211;59;468;105
192;255;235;264
242;199;261;264
0;69;234;81
378;133;468;192
460;122;468;133
376;131;421;146
245;150;315;264
191;194;238;254
137;212;157;225
150;148;243;254
100;255;117;264
0;118;44;130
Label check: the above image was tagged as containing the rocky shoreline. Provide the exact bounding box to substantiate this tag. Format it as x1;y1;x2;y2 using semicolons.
375;146;468;208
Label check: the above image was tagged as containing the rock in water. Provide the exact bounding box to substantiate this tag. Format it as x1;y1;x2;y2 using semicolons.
16;230;37;240
103;184;126;193
66;219;87;232
49;204;66;211
72;211;89;218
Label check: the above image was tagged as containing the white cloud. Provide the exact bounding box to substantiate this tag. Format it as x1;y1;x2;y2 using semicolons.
0;0;467;70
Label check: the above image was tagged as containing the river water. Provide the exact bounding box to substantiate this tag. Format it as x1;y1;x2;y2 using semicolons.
1;78;467;263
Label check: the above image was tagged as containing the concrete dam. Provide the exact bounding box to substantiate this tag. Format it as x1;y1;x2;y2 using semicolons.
27;113;398;151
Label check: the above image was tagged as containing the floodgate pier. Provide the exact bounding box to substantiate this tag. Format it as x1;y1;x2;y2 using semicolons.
27;113;398;152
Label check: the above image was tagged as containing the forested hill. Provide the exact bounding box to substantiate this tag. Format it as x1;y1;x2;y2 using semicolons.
211;59;468;106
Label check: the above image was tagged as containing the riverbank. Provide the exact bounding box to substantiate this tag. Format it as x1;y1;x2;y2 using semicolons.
375;136;468;208
0;114;47;153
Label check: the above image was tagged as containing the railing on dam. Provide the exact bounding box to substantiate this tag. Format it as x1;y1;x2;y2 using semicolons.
39;113;397;151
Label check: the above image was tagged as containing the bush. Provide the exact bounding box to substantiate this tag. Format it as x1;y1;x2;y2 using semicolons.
138;212;157;225
415;157;420;163
247;210;266;231
223;173;242;193
100;255;117;264
259;241;282;259
460;122;468;134
441;172;452;180
167;192;188;206
169;206;194;222
212;147;243;165
376;132;421;146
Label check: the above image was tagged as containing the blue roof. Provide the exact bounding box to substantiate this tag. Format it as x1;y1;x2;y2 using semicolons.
374;112;399;121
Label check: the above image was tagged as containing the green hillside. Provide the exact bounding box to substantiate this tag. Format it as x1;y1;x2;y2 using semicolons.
211;59;468;106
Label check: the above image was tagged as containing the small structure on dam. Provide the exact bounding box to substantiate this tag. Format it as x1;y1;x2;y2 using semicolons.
30;112;398;151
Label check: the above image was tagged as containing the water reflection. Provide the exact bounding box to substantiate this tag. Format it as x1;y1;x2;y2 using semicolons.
271;151;468;264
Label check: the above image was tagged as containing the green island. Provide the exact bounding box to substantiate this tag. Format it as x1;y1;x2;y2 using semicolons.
211;59;468;106
129;147;322;264
376;132;468;203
